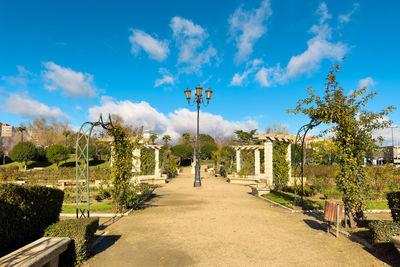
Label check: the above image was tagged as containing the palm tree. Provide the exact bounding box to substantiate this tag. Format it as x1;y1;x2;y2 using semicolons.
162;135;172;145
62;130;71;146
150;133;158;144
16;125;27;142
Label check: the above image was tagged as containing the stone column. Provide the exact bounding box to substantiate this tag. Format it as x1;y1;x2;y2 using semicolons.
264;141;273;186
154;148;160;177
286;143;291;183
236;149;241;173
132;148;141;173
255;148;260;176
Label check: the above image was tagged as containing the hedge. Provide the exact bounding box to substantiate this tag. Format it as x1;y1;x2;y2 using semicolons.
0;184;64;256
44;217;99;265
369;220;400;244
387;191;400;222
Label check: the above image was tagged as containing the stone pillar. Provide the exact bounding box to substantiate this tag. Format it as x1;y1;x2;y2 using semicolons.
255;148;260;176
264;141;273;186
236;149;241;173
154;149;160;177
286;143;291;182
132;148;141;173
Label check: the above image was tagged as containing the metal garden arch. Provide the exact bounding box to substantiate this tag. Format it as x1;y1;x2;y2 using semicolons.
76;114;113;218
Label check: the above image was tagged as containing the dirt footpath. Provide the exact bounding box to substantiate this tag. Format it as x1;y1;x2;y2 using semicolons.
86;169;392;266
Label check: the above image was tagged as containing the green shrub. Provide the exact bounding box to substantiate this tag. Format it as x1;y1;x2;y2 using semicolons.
387;191;400;222
46;144;69;168
0;184;64;256
44;217;99;265
273;142;289;190
369;220;400;244
122;183;153;208
9;141;37;169
322;186;343;199
95;185;111;201
282;185;316;197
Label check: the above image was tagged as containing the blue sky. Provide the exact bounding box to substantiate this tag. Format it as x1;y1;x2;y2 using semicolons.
1;0;399;142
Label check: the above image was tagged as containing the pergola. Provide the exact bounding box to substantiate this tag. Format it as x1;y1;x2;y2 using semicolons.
100;137;163;178
234;133;295;186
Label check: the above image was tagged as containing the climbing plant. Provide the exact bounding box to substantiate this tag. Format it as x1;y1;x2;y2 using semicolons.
239;150;255;177
140;148;155;175
108;124;141;211
289;62;395;227
273;142;290;190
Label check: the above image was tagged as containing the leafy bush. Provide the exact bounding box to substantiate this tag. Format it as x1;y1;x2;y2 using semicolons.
0;184;64;256
369;220;400;244
9;141;37;169
387;191;400;222
95;185;111;201
35;146;47;162
44;217;99;265
282;185;316;197
46;144;69;168
121;183;153;208
140;148;155;175
322;186;343;199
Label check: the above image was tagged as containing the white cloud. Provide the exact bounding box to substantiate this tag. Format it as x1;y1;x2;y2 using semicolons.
2;66;33;87
229;0;272;64
358;77;376;89
170;16;217;74
4;94;68;119
129;29;169;61
88;97;258;141
338;3;359;25
250;2;348;87
316;2;332;24
42;62;97;97
154;68;174;87
229;59;263;86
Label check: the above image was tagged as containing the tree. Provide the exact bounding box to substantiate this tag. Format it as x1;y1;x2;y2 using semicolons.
234;129;258;145
149;133;158;144
200;143;218;160
16;125;27;142
162;135;172;145
62;130;71;146
265;122;289;134
9;141;37;170
289;62;395;227
199;134;216;145
172;144;193;166
46;144;69;168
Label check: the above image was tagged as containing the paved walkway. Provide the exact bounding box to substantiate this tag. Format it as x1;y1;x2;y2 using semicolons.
87;169;388;266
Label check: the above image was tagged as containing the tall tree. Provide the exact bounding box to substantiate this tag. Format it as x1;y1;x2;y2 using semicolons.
234;129;258;145
16;125;27;142
9;141;37;170
62;130;71;146
162;135;172;145
289;62;395;227
149;133;158;144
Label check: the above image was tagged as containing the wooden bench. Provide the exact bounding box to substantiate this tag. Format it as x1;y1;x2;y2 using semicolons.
0;237;70;267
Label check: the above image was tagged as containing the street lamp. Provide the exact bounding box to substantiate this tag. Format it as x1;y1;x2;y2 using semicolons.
184;85;213;187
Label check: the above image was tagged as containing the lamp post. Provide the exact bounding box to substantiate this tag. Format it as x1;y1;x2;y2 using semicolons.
184;85;213;187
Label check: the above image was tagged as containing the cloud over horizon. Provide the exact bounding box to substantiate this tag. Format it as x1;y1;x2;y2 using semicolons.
88;96;258;141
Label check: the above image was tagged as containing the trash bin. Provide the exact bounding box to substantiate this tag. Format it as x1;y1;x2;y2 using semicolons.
324;200;344;237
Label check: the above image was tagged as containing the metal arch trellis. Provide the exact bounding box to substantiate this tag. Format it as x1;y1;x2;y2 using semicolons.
76;114;113;218
293;119;321;203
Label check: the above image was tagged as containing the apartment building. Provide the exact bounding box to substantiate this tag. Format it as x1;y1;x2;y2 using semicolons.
0;123;14;137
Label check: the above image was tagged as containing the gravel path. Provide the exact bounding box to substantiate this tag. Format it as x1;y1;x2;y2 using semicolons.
86;168;388;266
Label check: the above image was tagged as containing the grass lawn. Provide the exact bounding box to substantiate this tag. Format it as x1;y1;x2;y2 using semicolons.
62;202;115;213
262;190;389;210
1;155;110;170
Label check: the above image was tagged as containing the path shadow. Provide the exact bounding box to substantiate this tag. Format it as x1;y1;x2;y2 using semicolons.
91;235;121;256
301;211;400;265
27;161;52;168
60;161;75;168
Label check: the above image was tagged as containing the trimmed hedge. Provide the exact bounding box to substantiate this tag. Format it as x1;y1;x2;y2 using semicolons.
369;220;400;244
387;191;400;222
44;217;99;265
282;185;317;197
0;184;64;256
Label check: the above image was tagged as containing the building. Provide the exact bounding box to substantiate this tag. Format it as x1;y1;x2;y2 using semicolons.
0;123;14;137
